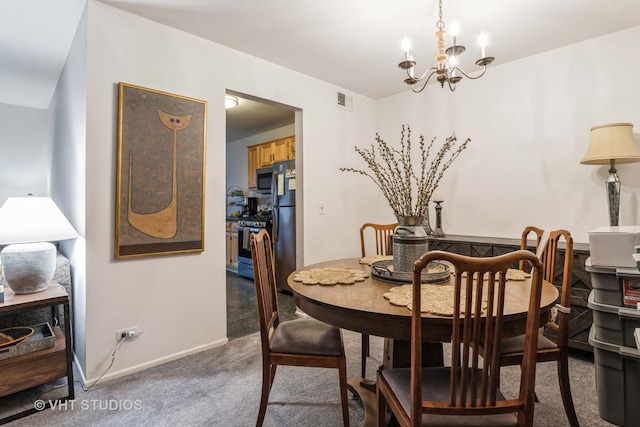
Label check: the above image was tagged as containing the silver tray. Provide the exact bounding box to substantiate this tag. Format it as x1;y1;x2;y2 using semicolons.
371;260;451;284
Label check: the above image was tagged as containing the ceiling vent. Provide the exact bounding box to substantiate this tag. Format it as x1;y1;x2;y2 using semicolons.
337;92;353;111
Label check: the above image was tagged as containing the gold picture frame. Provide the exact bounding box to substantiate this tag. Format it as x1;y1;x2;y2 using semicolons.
115;82;207;258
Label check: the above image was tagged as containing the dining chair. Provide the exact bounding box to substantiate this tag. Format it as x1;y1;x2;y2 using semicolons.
250;229;350;427
495;226;579;427
359;222;397;379
360;222;397;258
377;250;545;427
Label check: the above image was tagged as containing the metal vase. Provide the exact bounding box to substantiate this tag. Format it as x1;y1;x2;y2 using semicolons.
393;216;429;273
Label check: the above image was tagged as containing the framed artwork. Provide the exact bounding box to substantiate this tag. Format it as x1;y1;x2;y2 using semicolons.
115;82;207;258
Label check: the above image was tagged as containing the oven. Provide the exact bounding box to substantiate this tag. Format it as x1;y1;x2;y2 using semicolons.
236;217;272;279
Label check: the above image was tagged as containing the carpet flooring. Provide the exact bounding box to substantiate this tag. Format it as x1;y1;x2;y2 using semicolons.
0;272;618;426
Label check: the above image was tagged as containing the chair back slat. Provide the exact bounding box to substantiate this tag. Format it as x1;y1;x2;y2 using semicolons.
413;250;544;424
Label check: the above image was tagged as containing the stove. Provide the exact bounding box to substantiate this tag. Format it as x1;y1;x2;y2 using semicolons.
236;213;273;280
237;218;270;228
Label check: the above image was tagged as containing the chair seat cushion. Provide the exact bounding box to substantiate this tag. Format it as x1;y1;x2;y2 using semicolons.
500;333;557;355
380;367;518;427
271;318;343;357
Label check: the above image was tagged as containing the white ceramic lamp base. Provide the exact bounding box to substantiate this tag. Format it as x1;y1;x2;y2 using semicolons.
0;242;56;294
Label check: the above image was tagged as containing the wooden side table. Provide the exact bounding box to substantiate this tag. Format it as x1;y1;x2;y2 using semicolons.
0;283;74;424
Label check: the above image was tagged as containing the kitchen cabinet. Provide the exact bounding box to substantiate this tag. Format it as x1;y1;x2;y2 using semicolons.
248;136;296;187
226;221;239;270
429;234;593;352
274;136;295;162
257;143;274;168
247;146;258;190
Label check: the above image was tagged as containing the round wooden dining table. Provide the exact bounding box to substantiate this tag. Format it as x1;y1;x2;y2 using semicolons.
287;257;559;427
287;257;560;345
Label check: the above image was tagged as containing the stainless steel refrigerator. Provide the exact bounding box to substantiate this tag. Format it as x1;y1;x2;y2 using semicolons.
272;159;296;292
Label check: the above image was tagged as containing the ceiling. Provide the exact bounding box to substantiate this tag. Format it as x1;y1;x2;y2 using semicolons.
225;94;295;143
4;0;640;136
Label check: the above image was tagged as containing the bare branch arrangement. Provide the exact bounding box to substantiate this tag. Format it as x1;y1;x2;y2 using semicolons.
340;125;471;217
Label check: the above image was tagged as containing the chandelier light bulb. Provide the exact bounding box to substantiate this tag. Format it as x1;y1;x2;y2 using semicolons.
402;37;411;53
478;33;488;58
402;37;412;60
449;22;459;46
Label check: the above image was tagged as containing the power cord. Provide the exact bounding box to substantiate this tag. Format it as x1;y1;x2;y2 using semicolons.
82;334;128;391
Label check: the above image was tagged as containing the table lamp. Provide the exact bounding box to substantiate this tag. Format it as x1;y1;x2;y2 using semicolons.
0;196;78;294
580;123;640;226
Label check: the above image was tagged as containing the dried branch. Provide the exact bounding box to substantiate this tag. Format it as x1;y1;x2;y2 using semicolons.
340;125;471;217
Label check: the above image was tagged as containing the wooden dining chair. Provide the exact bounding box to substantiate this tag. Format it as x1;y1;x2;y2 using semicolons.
377;250;545;427
360;222;397;258
250;229;350;427
359;222;397;379
494;227;579;427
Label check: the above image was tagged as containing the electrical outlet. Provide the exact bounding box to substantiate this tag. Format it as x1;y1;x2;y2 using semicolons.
116;326;144;341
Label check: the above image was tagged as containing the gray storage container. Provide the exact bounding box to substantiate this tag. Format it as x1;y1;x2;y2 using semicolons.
585;257;640;307
588;292;640;347
589;326;640;426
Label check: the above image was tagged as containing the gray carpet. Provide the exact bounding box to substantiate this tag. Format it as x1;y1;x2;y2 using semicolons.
1;329;615;426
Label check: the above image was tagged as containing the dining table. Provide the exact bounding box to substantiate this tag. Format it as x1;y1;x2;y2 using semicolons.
287;257;560;427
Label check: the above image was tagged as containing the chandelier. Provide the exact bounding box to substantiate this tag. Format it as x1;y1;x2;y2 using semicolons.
398;0;495;92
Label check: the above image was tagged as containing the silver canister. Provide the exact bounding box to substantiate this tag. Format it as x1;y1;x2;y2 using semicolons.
393;216;429;273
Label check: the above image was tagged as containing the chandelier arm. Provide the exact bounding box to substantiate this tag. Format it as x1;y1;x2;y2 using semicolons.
446;79;457;91
415;66;438;82
451;65;488;80
411;70;439;93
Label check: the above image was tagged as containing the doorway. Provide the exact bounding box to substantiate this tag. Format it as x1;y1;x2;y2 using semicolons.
224;91;299;338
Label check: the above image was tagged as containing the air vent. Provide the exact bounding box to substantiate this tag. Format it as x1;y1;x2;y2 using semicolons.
337;92;353;111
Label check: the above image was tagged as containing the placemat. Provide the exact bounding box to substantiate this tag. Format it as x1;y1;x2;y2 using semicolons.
292;267;369;286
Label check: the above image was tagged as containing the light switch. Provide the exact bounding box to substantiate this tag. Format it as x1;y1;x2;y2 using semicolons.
319;203;325;215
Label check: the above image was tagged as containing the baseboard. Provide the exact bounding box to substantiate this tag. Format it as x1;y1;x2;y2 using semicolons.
76;338;229;386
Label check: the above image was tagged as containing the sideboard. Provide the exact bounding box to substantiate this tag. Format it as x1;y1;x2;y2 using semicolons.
428;234;593;352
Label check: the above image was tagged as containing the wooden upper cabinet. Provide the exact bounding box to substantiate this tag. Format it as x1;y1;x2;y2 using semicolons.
248;146;258;189
258;143;275;168
273;138;289;163
287;137;296;159
274;136;295;163
248;136;296;185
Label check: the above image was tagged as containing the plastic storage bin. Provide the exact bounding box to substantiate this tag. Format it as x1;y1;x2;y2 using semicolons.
588;292;640;347
585;257;640;307
589;326;640;426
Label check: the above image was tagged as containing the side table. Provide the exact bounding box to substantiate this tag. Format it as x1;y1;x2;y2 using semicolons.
0;283;74;424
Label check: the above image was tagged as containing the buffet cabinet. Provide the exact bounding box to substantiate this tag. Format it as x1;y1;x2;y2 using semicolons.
428;234;593;352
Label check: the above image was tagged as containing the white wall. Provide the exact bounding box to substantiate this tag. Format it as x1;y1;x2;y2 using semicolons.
0;103;52;203
83;0;376;381
50;4;87;373
372;26;640;244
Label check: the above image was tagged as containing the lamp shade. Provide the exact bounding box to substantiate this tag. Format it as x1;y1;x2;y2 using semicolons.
580;123;640;165
0;197;78;245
